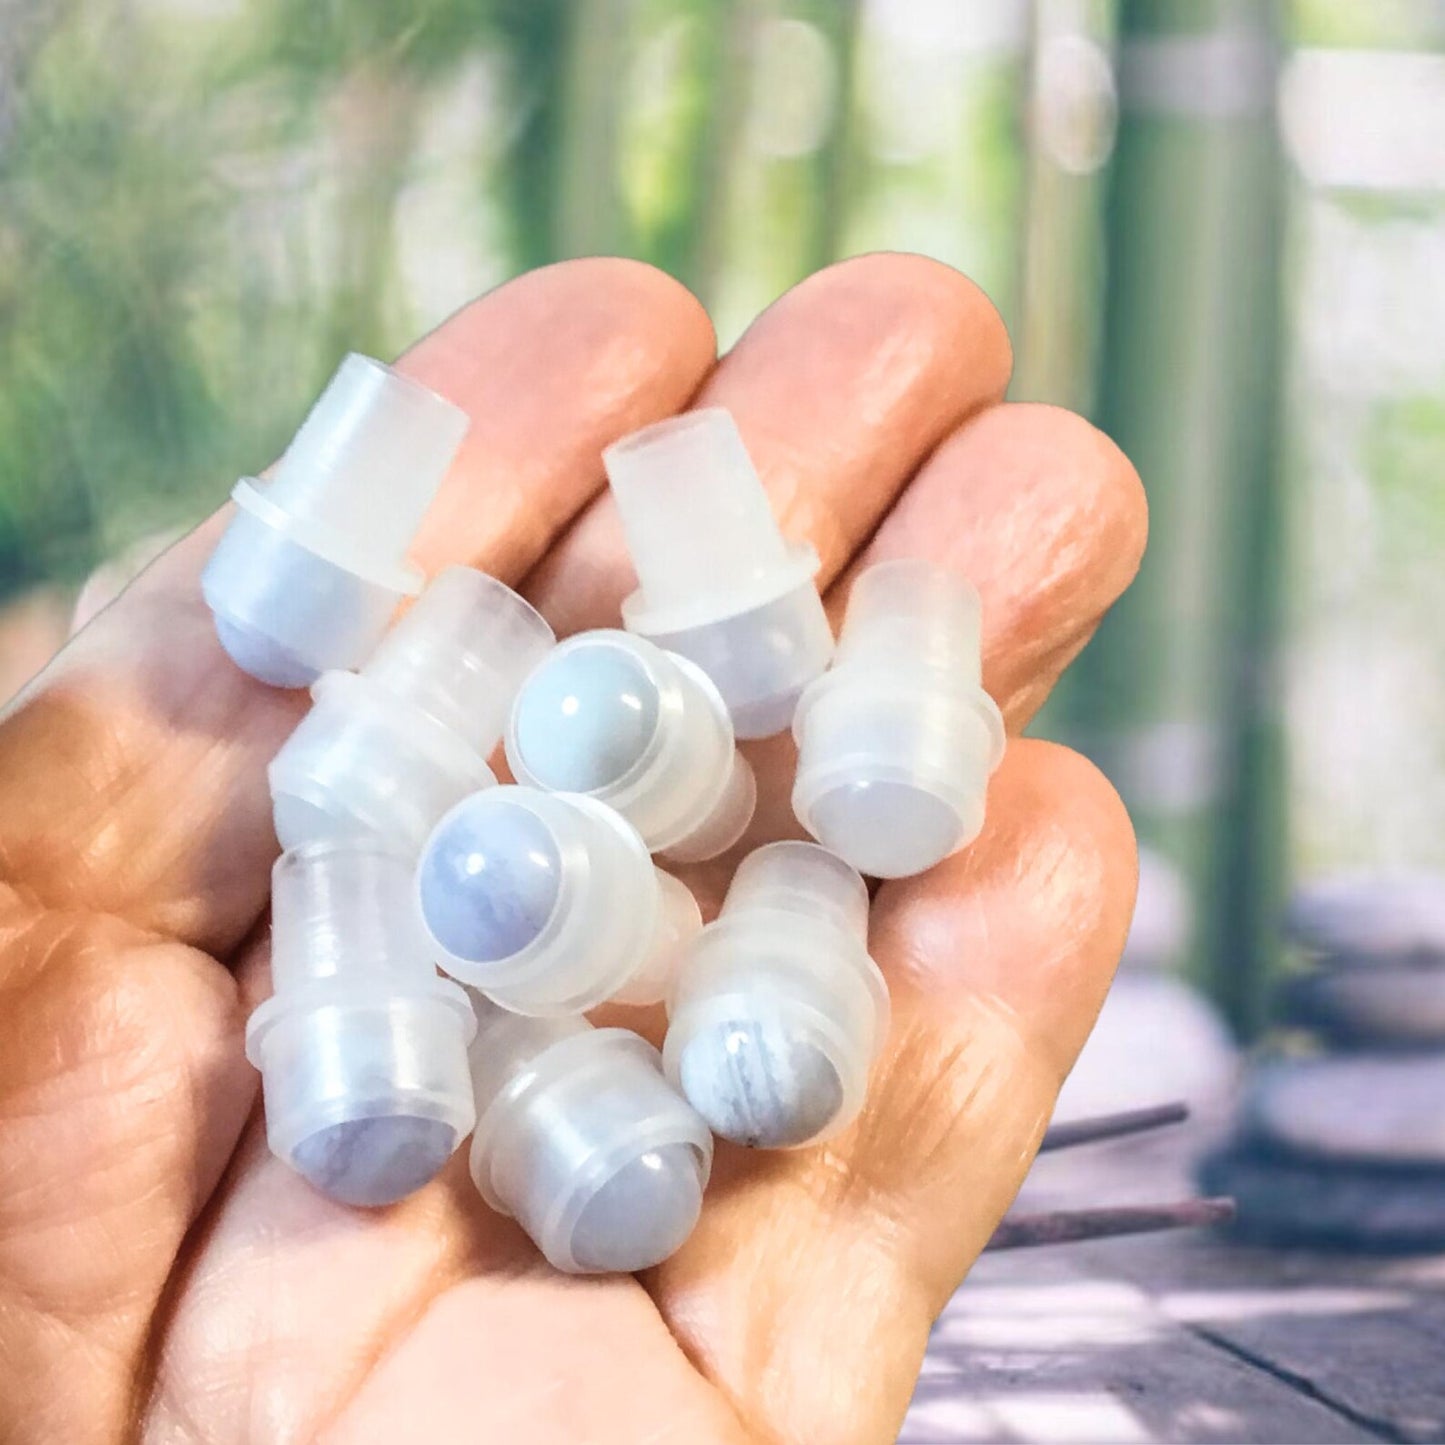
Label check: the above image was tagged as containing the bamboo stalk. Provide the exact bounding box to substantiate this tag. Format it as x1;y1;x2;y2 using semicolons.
801;0;862;276
682;0;760;307
1059;0;1286;1035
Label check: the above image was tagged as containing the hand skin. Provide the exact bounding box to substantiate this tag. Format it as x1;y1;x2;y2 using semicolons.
0;256;1145;1444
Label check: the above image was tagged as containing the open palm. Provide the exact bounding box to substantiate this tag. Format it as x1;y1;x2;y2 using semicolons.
0;256;1144;1444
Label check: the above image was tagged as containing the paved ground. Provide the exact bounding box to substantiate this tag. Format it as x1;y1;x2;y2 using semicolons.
899;1132;1445;1443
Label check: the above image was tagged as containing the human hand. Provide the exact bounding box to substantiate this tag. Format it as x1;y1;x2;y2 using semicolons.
0;255;1144;1443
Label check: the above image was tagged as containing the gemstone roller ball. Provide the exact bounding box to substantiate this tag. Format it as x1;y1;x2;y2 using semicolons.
506;629;756;863
603;408;834;739
467;998;713;1274
244;839;476;1207
791;559;1006;880
415;785;703;1015
268;567;554;855
664;841;889;1150
202;354;469;687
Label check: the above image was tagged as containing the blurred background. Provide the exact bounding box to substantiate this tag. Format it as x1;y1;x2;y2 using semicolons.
5;0;1445;1297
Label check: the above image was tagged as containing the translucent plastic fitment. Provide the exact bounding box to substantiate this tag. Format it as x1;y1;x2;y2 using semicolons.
664;841;889;1149
468;998;713;1274
792;559;1005;879
245;840;476;1207
415;786;702;1014
269;567;554;854
604;408;833;739
506;629;755;862
202;354;468;686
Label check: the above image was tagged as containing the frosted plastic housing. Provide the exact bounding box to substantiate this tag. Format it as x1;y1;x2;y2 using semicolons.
792;559;1005;879
202;354;469;686
506;629;756;862
467;998;713;1274
415;786;702;1014
664;841;888;1149
604;408;833;739
269;567;554;854
245;839;476;1207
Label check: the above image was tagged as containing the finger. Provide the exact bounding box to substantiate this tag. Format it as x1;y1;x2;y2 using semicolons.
839;400;1148;730
0;260;715;959
644;740;1138;1445
524;252;1013;634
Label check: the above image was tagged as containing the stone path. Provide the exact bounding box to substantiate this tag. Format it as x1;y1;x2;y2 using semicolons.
900;1135;1445;1443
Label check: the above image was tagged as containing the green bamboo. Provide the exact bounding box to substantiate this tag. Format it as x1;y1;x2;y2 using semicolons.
800;0;862;276
553;0;635;260
323;67;425;361
1010;0;1115;414
676;0;760;305
1065;0;1287;1034
490;1;572;270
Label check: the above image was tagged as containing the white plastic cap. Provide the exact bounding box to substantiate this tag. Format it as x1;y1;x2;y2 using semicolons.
202;355;468;686
257;354;467;575
268;672;498;855
268;568;554;854
663;841;888;1149
245;840;475;1207
415;786;702;1014
468;1000;713;1274
792;560;1005;879
366;567;555;751
506;629;755;862
604;409;833;738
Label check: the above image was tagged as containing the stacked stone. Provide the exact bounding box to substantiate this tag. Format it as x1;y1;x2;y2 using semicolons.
1202;873;1445;1251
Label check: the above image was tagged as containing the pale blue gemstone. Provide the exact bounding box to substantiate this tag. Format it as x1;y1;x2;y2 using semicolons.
213;614;320;688
291;1115;458;1207
808;778;961;879
512;642;660;793
418;799;562;963
678;1019;843;1149
569;1144;704;1272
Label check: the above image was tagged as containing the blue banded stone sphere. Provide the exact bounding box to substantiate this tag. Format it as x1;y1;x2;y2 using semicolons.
678;1017;843;1149
512;642;660;793
290;1115;458;1207
418;798;563;963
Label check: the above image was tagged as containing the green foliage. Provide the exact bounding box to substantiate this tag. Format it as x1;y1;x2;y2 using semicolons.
0;0;502;594
1291;0;1445;49
0;2;233;584
1366;394;1445;564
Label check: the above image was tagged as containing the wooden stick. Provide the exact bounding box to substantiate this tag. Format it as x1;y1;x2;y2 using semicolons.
984;1197;1236;1252
1039;1102;1189;1153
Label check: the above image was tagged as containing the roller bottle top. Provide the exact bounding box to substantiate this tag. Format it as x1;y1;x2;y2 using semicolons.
791;559;1006;880
360;566;554;752
415;786;702;1014
235;355;466;593
202;355;468;685
505;628;755;861
251;839;471;1017
604;408;833;738
267;568;554;853
664;841;889;1150
245;840;475;1208
467;997;713;1274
